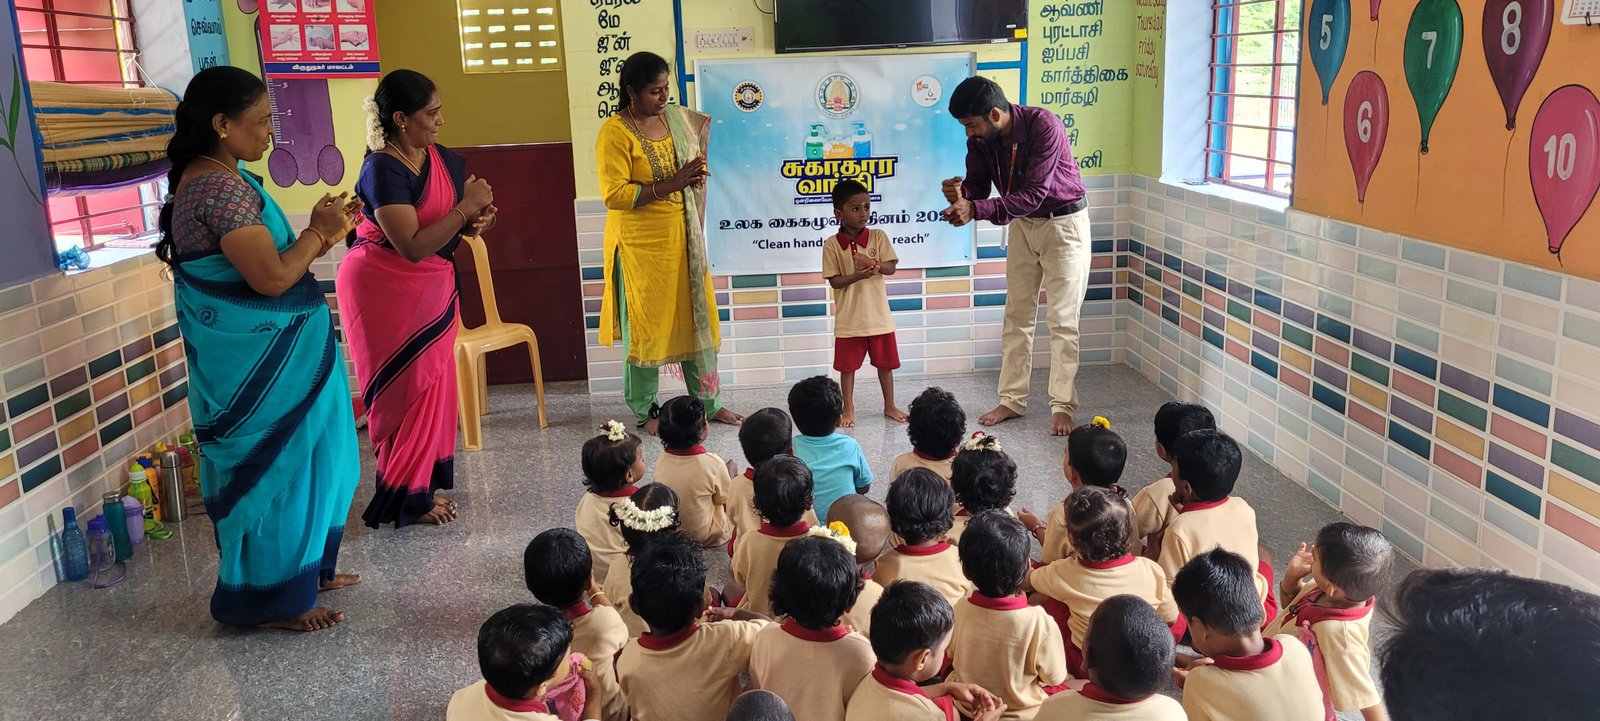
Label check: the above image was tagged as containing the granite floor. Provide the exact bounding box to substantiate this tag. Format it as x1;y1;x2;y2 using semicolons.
0;365;1414;720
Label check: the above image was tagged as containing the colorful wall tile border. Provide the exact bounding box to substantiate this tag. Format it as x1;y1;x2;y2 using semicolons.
1122;176;1600;594
0;254;195;624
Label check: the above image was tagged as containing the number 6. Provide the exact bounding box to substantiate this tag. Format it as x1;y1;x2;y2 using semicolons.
1358;101;1374;143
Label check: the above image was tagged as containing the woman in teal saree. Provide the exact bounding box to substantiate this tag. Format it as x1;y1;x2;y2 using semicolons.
157;67;364;631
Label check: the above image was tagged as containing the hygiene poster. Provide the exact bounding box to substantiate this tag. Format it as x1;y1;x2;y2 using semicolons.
259;0;378;79
695;54;975;275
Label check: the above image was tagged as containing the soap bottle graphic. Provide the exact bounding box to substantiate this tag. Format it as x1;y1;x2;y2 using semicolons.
852;122;872;158
805;123;825;160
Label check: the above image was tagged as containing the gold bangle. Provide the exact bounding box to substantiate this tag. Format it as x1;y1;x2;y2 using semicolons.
649;183;663;201
303;227;328;247
451;207;470;228
588;590;606;604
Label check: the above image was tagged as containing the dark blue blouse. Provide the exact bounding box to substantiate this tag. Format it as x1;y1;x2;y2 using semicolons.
353;144;469;261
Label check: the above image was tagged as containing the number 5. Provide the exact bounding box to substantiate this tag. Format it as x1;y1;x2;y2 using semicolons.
1421;30;1438;68
1320;14;1333;50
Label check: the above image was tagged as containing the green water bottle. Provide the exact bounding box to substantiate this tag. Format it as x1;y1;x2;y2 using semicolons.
102;492;133;561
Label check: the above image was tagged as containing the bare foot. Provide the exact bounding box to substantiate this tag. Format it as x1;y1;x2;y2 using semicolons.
884;406;908;423
320;573;362;591
418;502;458;525
434;494;458;511
840;407;857;428
1051;412;1074;436
642;418;660;436
262;607;344;632
711;407;744;426
977;404;1023;426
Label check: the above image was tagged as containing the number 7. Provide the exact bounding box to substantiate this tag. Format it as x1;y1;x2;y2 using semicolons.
1421;30;1438;68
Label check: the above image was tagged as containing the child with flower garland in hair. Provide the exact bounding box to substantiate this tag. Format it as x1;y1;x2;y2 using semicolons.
653;395;733;548
1132;402;1214;556
888;387;967;483
1034;596;1187;720
947;510;1068;720
1024;486;1182;680
604;483;683;637
750;534;875;721
729;456;817;615
730;409;819;541
875;468;971;608
948;432;1016;545
830;495;893;637
524;528;630;721
1019;416;1126;563
577;420;646;585
845;580;1004;721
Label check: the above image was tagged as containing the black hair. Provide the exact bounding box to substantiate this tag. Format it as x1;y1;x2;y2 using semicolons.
906;387;966;459
1067;423;1127;488
957;510;1030;598
950;436;1016;513
771;536;862;630
869;581;955;665
887;468;955;544
1315;522;1395;601
1084;595;1175;700
477;604;572;699
1065;486;1135;563
581;428;642;493
610;483;681;555
629;532;705;633
1172;548;1263;636
1172;430;1242;502
372;69;437;144
1153;401;1216;452
788;376;843;437
1378;568;1600;721
753;455;815;528
739;408;794;468
157;66;268;268
947;76;1009;120
831;178;870;209
523;528;591;608
657;395;707;451
726;690;797;721
616;51;670;112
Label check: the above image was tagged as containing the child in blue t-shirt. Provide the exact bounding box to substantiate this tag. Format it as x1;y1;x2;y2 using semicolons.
788;375;872;523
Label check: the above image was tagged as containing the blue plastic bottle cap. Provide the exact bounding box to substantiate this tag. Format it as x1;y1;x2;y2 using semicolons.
63;507;77;525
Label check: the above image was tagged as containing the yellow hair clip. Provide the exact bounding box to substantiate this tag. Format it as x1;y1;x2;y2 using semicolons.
1092;415;1111;429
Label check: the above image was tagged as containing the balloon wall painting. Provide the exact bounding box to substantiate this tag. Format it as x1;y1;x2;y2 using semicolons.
1310;0;1352;104
1370;0;1383;20
1481;0;1552;130
1403;0;1464;153
1344;72;1390;203
1528;85;1600;259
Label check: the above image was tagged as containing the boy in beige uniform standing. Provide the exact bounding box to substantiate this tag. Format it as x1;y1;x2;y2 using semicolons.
824;178;903;427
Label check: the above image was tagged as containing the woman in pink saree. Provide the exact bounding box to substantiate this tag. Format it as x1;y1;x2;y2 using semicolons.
338;70;496;527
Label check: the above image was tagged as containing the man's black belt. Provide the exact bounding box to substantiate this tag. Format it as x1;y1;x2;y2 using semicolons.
1044;198;1087;217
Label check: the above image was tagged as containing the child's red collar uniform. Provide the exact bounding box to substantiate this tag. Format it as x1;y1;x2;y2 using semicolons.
1210;636;1285;671
1078;683;1141;705
912;449;956;461
758;520;810;537
663;445;707;457
637;623;699;650
870;665;957;721
838;226;870;250
968;592;1029;611
780;619;853;642
558;600;593;621
1178;497;1230;513
895;540;951;556
1079;553;1137;570
594;484;639;499
484;683;549;713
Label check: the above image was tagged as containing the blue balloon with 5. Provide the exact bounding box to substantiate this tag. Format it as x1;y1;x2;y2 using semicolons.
1309;0;1352;105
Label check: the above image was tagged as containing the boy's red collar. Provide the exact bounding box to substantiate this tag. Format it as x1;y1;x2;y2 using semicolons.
594;484;638;498
1178;497;1230;513
1079;683;1142;704
838;226;870;249
968;593;1028;611
1080;554;1137;570
664;446;707;457
742;468;756;480
781;620;852;642
759;521;810;537
1209;637;1284;671
913;449;955;462
871;665;931;697
894;541;951;556
558;600;592;621
484;683;547;712
637;623;700;650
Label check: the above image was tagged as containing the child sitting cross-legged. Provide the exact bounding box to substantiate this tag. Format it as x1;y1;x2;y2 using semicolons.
1157;429;1276;625
603;483;681;637
1033;595;1187;720
1024;487;1183;679
749;534;876;721
874;468;972;608
947;510;1069;720
948;432;1016;545
524;528;629;721
1019;416;1126;563
1265;522;1395;721
844;580;1005;721
615;532;770;721
829;494;893;637
652;395;733;548
730;408;818;540
1173;549;1323;721
888;387;967;483
1132;402;1215;555
729;455;817;615
446;604;602;721
790;376;873;523
576;420;645;585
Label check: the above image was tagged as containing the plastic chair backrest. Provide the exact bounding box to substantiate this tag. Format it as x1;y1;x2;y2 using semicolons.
459;233;502;327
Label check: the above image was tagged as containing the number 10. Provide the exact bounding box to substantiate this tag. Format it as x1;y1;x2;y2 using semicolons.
1545;133;1577;181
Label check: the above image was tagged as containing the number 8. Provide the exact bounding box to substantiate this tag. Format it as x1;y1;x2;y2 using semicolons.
1502;1;1522;55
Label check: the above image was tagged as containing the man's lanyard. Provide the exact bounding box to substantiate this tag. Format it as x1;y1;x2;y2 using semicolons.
995;142;1020;195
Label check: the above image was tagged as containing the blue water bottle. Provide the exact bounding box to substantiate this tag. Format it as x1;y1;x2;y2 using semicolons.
58;508;89;582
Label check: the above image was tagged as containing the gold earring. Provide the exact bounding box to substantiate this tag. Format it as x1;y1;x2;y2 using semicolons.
221;132;228;139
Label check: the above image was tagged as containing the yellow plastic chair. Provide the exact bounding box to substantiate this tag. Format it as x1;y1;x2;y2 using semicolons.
455;233;548;451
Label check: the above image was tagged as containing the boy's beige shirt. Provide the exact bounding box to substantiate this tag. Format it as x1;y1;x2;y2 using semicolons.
842;575;885;637
575;488;634;585
823;228;899;338
1156;496;1269;602
1264;582;1381;712
654;451;733;548
750;621;876;721
1181;635;1325;721
1028;554;1179;653
615;620;768;721
873;541;972;608
845;668;950;721
947;594;1069;720
731;521;810;616
888;451;954;483
1034;686;1188;721
1130;476;1178;541
563;602;630;721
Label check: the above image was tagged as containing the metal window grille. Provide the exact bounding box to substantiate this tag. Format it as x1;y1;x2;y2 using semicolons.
458;0;564;74
1206;0;1301;197
18;0;163;254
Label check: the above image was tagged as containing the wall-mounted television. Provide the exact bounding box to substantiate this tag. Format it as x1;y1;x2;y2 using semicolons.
774;0;1027;54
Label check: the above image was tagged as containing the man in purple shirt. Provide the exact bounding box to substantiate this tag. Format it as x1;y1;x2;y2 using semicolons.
940;76;1090;436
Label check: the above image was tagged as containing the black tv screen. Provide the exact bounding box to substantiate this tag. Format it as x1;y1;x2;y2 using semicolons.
774;0;1027;54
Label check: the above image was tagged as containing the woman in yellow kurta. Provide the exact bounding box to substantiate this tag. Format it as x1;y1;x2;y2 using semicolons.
598;51;742;433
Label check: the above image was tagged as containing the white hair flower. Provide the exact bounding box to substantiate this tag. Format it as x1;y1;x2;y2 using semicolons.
963;431;1001;453
601;420;628;442
362;96;385;152
615;498;675;532
807;521;858;556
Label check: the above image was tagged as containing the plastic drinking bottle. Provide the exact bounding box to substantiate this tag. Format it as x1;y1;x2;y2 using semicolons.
122;495;145;545
58;508;89;582
127;466;155;520
102;492;133;561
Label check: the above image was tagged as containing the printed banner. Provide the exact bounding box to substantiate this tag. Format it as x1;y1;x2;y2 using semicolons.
183;0;230;75
259;0;378;79
696;54;975;275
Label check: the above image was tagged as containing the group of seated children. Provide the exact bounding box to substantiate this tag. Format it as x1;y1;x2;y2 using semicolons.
449;381;1407;721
